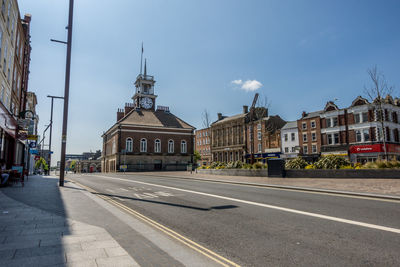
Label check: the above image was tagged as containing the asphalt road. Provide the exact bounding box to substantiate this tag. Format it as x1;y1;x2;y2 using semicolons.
70;173;400;267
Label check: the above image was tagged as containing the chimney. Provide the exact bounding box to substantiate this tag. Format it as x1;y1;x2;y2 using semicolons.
124;103;134;115
117;108;124;121
243;105;249;114
217;113;223;120
302;111;307;118
24;14;32;23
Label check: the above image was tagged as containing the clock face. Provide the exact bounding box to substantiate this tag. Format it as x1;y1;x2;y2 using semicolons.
140;97;153;109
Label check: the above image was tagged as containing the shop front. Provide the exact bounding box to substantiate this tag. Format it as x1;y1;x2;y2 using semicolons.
0;103;18;167
349;144;400;163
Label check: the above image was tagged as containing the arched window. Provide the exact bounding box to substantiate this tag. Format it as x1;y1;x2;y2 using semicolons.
181;140;187;153
168;140;174;153
126;138;133;152
140;138;147;152
154;139;161;153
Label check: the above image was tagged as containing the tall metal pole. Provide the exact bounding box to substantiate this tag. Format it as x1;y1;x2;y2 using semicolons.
47;95;63;174
48;97;53;171
59;0;74;187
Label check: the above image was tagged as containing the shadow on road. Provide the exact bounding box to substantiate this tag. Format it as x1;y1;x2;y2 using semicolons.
92;192;239;211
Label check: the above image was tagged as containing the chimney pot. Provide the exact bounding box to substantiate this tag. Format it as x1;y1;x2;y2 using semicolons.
243;105;249;114
217;113;223;120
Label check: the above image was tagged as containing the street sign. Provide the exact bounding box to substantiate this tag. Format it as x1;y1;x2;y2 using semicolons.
29;141;37;148
50;151;54;154
34;155;40;161
30;149;38;154
120;165;127;171
27;135;38;141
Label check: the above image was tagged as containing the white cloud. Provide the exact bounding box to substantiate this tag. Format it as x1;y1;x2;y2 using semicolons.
241;80;262;91
231;79;243;85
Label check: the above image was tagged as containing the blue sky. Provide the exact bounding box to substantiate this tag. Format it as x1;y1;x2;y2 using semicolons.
18;0;400;165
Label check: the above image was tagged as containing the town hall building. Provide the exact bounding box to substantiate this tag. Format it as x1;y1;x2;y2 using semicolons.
101;62;195;172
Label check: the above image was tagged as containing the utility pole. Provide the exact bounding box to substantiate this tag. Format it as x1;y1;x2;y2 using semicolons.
47;95;64;173
57;0;74;187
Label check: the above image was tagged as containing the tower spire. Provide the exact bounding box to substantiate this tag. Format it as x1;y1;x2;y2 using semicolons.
140;42;143;75
144;58;147;76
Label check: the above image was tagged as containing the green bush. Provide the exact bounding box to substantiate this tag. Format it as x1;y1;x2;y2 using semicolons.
363;160;400;169
226;161;243;169
285;157;308;169
314;155;351;169
340;165;354;169
252;162;264;169
305;164;316;169
242;163;253;169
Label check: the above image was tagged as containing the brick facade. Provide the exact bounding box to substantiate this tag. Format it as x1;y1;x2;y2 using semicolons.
102;70;195;172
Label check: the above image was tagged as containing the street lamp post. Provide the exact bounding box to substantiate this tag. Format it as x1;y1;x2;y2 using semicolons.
47;95;64;173
53;0;74;187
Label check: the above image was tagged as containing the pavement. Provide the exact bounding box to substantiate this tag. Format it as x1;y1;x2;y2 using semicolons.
0;175;139;267
138;171;400;197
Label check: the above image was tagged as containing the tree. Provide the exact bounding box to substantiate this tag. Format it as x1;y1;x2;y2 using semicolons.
201;109;211;129
364;66;394;160
70;160;76;171
35;157;49;172
255;94;270;119
194;150;201;163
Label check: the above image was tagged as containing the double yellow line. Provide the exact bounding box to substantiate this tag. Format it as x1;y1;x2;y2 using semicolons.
72;180;240;267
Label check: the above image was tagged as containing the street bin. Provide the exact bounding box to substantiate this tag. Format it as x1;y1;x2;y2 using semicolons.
267;159;286;177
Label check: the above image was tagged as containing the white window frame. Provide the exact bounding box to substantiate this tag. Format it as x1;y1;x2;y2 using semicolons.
126;138;133;152
291;132;295;141
303;133;307;142
140;138;147;152
312;144;317;153
257;131;262;140
168;140;174;153
311;121;316;128
154;139;161;153
181;140;187;153
311;132;316;141
258;143;262;153
302;122;307;130
303;145;308;154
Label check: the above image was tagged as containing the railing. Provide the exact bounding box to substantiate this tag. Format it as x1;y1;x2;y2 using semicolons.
137;74;154;80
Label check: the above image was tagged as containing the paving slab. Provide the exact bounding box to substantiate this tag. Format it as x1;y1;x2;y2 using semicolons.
0;186;138;267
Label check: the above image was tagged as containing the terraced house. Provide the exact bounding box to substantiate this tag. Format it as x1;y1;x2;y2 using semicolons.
298;95;400;163
0;0;32;168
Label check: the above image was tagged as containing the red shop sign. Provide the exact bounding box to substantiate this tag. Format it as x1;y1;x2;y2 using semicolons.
350;144;384;154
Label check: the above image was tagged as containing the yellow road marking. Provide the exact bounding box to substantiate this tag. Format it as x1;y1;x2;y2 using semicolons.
71;180;240;267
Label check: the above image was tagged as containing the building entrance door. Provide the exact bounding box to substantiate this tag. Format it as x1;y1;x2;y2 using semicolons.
154;160;162;170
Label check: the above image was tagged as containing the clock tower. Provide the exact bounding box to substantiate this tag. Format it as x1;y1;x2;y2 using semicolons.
132;59;157;110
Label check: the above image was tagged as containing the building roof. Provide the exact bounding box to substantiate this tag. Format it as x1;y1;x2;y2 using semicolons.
282;121;298;130
212;113;247;125
302;110;323;119
121;109;194;128
105;109;195;135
